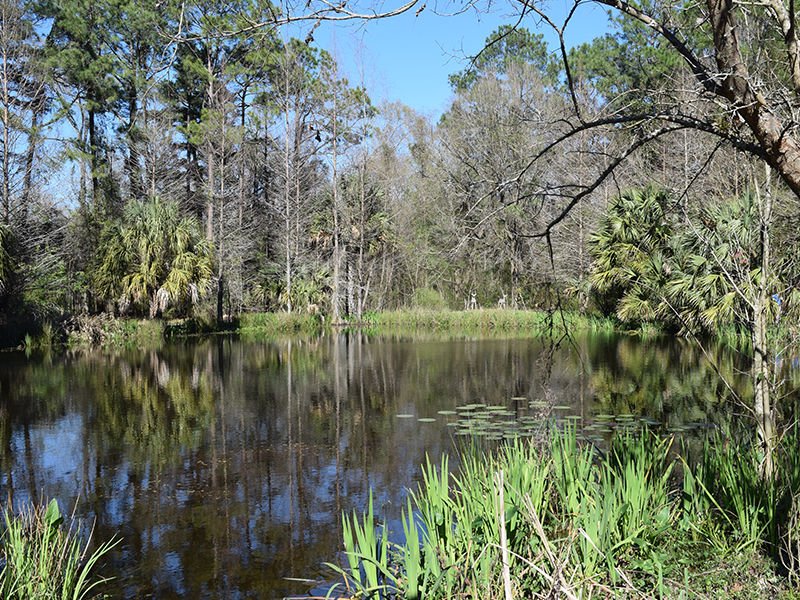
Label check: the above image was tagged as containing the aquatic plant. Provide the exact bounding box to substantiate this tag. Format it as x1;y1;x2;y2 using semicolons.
331;424;800;598
0;499;118;600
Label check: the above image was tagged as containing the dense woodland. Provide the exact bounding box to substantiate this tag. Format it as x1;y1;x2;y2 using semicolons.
2;0;800;333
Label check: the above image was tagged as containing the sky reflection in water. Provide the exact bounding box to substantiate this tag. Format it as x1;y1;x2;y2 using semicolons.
0;332;795;599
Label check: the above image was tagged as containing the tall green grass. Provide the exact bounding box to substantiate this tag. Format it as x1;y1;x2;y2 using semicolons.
0;499;118;600
360;309;617;339
331;425;800;599
237;311;324;335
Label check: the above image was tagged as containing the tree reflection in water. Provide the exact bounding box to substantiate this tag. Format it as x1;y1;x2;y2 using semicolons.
0;332;797;599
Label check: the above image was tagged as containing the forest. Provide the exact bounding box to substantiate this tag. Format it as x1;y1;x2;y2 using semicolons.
9;0;800;595
2;0;800;335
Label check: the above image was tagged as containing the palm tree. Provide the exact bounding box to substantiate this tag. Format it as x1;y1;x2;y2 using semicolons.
588;186;675;324
95;197;214;317
665;192;766;331
669;188;794;478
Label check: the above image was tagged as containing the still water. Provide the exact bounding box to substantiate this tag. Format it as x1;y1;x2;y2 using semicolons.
0;331;796;598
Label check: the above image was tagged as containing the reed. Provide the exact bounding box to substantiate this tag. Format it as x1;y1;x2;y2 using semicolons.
238;311;324;334
361;309;617;338
328;493;399;598
0;499;118;600
332;424;800;598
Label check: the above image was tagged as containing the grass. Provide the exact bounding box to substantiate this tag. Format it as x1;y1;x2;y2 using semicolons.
358;308;617;339
328;425;800;599
0;499;119;600
0;308;629;350
236;311;325;335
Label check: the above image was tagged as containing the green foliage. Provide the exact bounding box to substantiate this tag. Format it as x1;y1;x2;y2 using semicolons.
588;185;676;323
238;311;324;335
94;197;214;318
0;222;16;304
333;423;800;598
449;25;561;91
253;264;331;313
588;187;797;334
0;499;118;600
329;493;398;598
361;308;616;338
666;191;792;332
568;0;688;109
64;314;164;348
411;288;448;311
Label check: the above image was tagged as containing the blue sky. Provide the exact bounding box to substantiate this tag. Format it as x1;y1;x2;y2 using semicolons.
313;1;613;115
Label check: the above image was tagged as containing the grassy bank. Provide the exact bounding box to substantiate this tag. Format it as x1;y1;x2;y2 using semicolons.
236;311;325;335
0;314;167;351
330;426;800;600
0;308;674;351
358;309;618;338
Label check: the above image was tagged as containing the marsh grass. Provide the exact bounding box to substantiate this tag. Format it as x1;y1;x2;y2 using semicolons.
238;311;324;335
64;314;165;348
359;309;617;338
0;499;118;600
330;425;800;599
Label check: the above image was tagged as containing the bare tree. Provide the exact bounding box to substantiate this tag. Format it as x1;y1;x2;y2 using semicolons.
0;0;48;228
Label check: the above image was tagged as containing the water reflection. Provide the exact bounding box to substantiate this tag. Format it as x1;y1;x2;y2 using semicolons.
0;332;797;599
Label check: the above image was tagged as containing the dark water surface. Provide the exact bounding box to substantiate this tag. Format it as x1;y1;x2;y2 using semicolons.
0;331;796;598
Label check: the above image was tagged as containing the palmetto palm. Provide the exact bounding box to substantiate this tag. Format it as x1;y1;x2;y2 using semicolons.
588;186;675;323
95;198;214;317
667;192;775;331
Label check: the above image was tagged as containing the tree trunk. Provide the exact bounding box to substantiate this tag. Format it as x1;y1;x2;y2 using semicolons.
89;106;100;207
753;164;776;478
331;85;341;324
125;81;142;201
594;0;800;199
21;97;43;230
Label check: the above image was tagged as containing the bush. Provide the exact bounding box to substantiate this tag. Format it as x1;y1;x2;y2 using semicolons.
411;288;449;311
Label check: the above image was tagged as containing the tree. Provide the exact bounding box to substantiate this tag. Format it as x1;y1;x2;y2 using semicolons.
0;0;48;228
0;222;14;307
37;0;121;212
588;186;676;323
449;24;560;91
94;197;214;318
270;37;331;313
588;179;800;475
470;0;800;475
667;174;800;476
104;0;178;203
318;45;376;322
438;59;568;307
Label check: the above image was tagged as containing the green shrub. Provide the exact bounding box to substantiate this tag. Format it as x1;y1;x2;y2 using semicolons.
411;288;449;311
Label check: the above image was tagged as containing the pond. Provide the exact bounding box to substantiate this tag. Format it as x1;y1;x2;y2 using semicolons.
0;331;797;599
